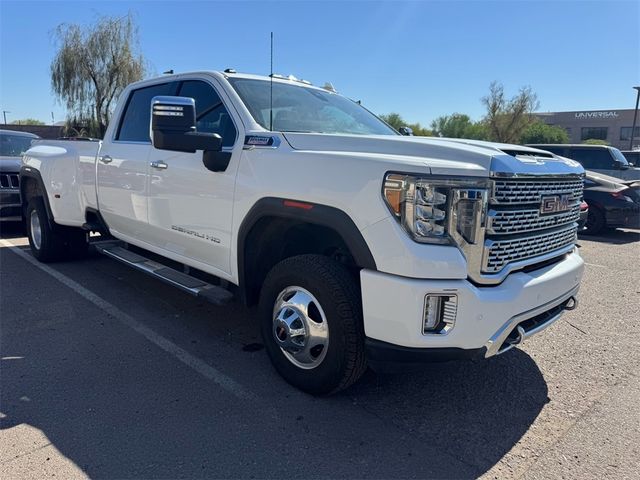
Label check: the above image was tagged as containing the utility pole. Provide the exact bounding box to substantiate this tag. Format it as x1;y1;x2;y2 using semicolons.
630;87;640;150
2;110;9;124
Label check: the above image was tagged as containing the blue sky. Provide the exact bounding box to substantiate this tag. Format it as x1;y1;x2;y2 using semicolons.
1;0;638;126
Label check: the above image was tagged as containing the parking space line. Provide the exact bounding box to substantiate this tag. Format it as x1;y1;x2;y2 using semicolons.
0;239;254;400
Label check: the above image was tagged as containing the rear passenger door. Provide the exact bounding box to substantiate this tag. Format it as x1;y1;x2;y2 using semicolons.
146;78;242;276
98;81;177;242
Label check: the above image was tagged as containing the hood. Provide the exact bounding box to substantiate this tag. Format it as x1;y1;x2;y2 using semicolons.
586;170;640;190
282;133;584;177
0;155;22;173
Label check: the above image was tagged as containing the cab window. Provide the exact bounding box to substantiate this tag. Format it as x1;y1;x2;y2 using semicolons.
117;82;178;142
178;80;237;147
568;148;615;169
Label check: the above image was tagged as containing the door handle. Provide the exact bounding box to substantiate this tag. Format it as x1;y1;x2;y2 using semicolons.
100;155;113;164
150;160;168;170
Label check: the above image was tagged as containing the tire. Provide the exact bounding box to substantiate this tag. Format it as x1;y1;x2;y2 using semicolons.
583;204;606;235
259;254;367;395
26;197;88;262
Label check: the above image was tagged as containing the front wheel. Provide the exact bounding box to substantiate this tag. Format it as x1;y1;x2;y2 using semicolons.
259;254;367;395
583;204;606;235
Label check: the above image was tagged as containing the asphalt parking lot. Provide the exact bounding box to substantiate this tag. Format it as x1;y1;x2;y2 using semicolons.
1;224;639;479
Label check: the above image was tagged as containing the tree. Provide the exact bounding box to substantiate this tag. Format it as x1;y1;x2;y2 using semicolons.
379;112;405;131
10;118;45;125
482;81;539;143
430;113;488;140
379;112;432;136
520;121;569;144
407;122;432;137
582;139;609;145
51;13;145;137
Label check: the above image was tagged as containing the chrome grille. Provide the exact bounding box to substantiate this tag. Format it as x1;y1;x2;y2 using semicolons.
492;178;583;205
483;225;577;273
487;204;581;235
0;173;20;189
480;176;583;278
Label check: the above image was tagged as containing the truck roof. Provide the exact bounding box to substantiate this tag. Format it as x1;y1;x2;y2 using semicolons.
130;70;334;93
527;143;613;149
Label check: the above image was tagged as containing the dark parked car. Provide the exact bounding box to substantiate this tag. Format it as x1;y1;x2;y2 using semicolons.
527;144;640;181
621;150;640;167
581;171;640;234
0;129;39;222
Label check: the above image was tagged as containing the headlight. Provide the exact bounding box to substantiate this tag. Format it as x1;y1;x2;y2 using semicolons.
383;173;488;246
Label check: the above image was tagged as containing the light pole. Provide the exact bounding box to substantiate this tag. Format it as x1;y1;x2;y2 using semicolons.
631;86;640;150
2;110;9;124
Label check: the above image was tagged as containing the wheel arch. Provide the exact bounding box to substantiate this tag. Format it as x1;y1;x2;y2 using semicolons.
20;167;56;229
237;197;376;305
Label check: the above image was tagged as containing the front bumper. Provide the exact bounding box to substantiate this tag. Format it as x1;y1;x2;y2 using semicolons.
605;204;640;228
0;189;22;221
360;249;584;362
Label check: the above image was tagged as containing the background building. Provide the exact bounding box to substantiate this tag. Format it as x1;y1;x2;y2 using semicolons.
533;109;639;150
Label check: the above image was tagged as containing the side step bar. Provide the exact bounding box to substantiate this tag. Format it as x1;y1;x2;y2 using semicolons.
94;244;233;306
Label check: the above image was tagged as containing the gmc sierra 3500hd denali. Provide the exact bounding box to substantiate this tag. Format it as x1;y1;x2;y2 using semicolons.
21;71;585;394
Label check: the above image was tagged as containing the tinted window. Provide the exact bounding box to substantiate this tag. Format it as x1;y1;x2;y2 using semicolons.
537;145;565;155
622;151;640;165
0;133;37;156
568;148;614;169
178;80;237;147
580;127;608;141
117;82;177;142
620;127;640;141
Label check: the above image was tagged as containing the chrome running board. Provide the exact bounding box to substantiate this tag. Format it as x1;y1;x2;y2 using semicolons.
95;243;233;306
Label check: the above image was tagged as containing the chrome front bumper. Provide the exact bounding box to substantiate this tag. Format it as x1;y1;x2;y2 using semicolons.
484;284;579;357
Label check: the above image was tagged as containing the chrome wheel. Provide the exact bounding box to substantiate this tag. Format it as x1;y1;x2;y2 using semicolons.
30;209;42;250
272;286;329;370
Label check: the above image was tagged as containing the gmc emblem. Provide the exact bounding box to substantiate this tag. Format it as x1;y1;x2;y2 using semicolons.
540;194;571;215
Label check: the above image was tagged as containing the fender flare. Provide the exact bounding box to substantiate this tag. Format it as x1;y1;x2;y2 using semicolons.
237;197;377;298
19;166;57;229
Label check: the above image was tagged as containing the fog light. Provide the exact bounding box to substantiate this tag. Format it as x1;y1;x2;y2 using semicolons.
423;294;457;334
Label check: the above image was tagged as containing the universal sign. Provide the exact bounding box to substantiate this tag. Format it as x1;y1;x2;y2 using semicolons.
574;111;619;119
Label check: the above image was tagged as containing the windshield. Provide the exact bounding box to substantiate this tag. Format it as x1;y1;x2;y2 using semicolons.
610;147;630;166
228;78;397;136
0;133;36;156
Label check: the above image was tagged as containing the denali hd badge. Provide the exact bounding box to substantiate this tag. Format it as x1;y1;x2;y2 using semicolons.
540;194;571;215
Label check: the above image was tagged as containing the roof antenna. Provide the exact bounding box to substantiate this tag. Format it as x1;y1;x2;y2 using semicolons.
269;32;274;132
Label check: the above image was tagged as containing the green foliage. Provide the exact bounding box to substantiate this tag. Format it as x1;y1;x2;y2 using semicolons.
520;121;569;144
582;139;609;145
430;113;488;140
379;113;404;131
10;118;45;125
463;121;490;140
51;12;146;138
379;112;432;137
482;81;538;143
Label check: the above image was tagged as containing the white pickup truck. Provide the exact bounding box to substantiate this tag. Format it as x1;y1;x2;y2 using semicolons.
21;71;585;394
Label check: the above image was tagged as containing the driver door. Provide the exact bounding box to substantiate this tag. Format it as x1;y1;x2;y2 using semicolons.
146;78;241;276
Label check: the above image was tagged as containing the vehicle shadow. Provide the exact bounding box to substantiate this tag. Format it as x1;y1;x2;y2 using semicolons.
0;344;545;479
0;246;547;479
578;227;640;245
337;349;548;477
0;221;25;239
